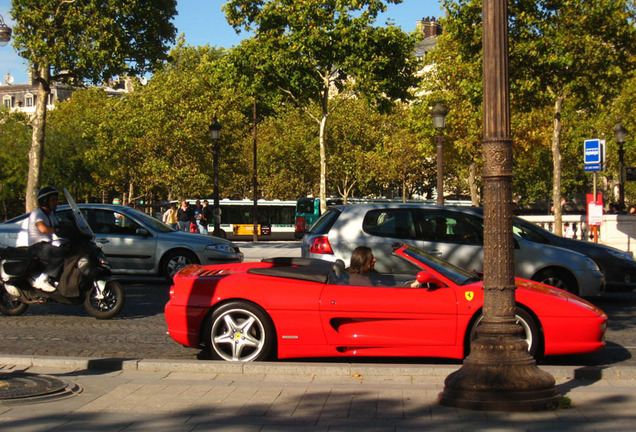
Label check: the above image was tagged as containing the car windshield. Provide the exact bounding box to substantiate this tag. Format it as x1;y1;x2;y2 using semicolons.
398;243;481;286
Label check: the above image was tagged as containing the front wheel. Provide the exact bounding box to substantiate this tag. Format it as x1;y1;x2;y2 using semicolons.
205;301;275;362
0;284;28;316
161;250;199;281
467;307;542;359
84;280;125;320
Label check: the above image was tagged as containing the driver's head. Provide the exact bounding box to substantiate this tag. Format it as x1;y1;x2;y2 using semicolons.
349;246;375;274
37;186;59;211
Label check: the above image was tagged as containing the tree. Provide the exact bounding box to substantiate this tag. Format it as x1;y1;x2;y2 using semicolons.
0;108;31;219
253;105;321;200
90;43;252;203
427;0;636;226
9;0;177;211
224;0;419;213
421;1;485;205
45;88;113;201
511;0;636;234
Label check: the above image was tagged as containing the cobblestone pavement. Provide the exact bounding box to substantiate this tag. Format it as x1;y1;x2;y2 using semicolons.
0;279;203;360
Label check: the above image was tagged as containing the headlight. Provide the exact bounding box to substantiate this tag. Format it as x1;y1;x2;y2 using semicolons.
206;244;233;253
607;248;634;261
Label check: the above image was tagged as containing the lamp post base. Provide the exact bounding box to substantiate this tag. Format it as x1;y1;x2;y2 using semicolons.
439;328;560;412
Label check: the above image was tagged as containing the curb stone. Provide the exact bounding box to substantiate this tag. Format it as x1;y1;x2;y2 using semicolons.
2;354;635;380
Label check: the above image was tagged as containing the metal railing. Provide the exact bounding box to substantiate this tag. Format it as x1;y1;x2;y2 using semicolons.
520;214;636;253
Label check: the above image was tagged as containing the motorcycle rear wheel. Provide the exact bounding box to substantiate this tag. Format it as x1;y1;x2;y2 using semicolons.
0;284;29;316
84;280;125;320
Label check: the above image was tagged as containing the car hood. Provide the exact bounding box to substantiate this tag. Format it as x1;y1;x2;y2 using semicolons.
515;277;604;314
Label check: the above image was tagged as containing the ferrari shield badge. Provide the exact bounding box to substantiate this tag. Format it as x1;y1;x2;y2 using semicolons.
465;291;474;301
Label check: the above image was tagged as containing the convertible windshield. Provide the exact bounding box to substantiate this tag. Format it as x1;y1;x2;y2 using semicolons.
398;244;481;286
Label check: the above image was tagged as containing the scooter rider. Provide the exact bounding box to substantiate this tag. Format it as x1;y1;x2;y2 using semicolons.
28;186;65;292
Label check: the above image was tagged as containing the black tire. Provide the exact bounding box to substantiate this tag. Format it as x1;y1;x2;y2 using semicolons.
532;268;578;295
205;301;275;362
84;280;125;320
467;307;542;359
0;284;28;316
161;250;199;281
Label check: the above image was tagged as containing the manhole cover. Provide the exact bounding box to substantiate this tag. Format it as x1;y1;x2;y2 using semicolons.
0;372;82;405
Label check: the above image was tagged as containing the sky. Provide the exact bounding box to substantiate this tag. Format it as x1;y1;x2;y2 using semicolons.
0;0;443;85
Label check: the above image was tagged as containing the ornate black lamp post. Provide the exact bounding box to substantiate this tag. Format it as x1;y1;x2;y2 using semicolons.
431;101;448;206
439;0;559;411
0;13;12;47
614;121;628;210
209;117;222;237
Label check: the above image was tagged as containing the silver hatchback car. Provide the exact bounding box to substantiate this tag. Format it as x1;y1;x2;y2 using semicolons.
0;204;243;280
301;204;604;297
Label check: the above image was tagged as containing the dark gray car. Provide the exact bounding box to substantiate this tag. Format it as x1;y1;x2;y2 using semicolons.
0;204;243;280
512;215;636;292
301;204;604;297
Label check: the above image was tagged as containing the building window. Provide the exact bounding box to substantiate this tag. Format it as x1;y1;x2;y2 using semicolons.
25;93;34;107
2;95;12;108
47;93;55;106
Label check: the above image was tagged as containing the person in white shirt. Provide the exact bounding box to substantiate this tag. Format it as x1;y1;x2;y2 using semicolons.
28;187;65;292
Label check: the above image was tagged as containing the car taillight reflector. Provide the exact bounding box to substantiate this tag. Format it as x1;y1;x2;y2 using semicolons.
295;216;306;233
309;236;334;254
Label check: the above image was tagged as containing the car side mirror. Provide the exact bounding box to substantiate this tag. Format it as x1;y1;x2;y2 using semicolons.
416;271;443;288
136;228;151;237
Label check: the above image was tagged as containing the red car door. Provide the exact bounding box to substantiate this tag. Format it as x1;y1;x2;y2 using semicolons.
319;276;459;352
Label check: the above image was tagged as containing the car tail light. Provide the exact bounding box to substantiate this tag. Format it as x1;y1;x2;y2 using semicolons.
309;235;334;255
295;216;306;233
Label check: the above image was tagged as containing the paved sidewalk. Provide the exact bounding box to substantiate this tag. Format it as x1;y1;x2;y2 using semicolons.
236;241;302;262
1;357;636;431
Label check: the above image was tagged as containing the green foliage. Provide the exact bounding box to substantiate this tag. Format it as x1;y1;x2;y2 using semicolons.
10;0;178;83
254;106;321;199
424;0;636;205
223;0;419;210
0;109;31;219
224;0;418;108
91;43;253;201
45;88;112;200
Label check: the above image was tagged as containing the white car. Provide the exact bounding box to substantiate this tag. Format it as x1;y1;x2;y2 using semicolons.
301;204;604;297
0;204;243;280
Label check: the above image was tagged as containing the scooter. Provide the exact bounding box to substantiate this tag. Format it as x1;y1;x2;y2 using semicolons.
0;190;125;320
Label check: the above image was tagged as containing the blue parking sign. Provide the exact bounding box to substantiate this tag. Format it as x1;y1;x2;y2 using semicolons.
584;139;605;171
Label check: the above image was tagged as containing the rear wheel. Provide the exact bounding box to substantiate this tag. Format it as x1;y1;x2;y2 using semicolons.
532;268;578;295
0;284;28;316
205;301;275;362
84;280;125;320
467;307;541;359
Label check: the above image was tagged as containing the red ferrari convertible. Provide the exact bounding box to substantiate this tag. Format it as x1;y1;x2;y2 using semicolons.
165;243;607;362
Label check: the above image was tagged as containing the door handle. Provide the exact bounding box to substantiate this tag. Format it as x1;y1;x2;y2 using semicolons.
429;249;442;257
96;238;110;244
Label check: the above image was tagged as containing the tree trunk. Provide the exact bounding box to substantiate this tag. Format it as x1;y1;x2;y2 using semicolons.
25;67;51;212
469;162;480;206
319;88;329;215
128;183;134;206
552;96;564;236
